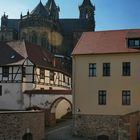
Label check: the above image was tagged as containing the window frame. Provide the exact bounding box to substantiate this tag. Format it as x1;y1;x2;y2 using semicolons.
2;66;9;77
41;37;46;48
32;33;37;44
103;63;110;76
0;85;2;96
40;68;45;79
98;90;107;105
89;63;96;77
128;38;140;48
22;67;26;77
122;62;131;76
122;90;131;105
50;70;54;81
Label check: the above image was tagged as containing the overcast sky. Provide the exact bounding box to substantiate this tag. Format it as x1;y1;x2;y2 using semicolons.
0;0;140;31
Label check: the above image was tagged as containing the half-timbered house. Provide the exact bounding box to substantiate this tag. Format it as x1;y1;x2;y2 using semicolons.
0;41;71;111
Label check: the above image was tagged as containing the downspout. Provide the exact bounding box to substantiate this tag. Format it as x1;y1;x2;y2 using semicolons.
72;55;76;131
20;64;24;110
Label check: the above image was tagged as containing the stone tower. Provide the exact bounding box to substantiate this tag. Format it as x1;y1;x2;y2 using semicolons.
45;0;60;20
79;0;95;31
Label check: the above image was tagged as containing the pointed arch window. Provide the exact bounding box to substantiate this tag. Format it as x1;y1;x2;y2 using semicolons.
32;33;37;44
22;32;27;40
41;37;46;48
41;33;49;49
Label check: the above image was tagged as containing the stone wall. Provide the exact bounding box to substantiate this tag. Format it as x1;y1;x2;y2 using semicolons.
73;112;140;140
73;114;120;140
0;111;45;140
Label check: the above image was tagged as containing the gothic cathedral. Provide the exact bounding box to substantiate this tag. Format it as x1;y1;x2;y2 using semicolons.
0;0;95;72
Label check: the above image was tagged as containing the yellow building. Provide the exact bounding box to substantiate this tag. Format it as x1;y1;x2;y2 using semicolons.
72;29;140;140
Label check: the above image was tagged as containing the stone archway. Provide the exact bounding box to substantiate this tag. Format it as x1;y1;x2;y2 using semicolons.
49;97;72;126
97;135;109;140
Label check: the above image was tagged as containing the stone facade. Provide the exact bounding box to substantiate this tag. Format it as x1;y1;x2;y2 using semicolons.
73;114;119;139
0;111;45;140
73;112;140;140
0;0;95;58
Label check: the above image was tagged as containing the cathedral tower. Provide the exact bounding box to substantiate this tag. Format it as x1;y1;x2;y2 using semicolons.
79;0;95;30
46;0;60;20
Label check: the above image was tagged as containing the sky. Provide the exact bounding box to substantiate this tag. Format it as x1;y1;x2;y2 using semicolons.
0;0;140;31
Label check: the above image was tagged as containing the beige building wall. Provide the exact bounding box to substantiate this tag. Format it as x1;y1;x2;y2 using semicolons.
73;53;140;115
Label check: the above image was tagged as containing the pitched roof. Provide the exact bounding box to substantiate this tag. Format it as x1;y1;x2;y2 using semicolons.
46;0;58;10
72;29;140;55
79;0;94;8
30;1;49;18
0;41;69;74
0;42;24;66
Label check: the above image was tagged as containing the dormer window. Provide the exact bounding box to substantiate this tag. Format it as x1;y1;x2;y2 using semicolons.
128;38;140;48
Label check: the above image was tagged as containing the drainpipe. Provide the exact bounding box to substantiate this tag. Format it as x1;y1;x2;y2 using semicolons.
72;56;76;131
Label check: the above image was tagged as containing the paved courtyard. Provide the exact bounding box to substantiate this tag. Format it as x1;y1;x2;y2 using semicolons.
45;120;92;140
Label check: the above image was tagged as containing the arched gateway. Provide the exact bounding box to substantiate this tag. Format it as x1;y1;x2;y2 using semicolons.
48;97;72;126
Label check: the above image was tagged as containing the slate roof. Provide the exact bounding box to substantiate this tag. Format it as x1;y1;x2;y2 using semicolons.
0;42;24;66
30;1;49;17
79;0;94;8
72;29;140;55
46;0;58;10
59;19;89;34
0;41;69;74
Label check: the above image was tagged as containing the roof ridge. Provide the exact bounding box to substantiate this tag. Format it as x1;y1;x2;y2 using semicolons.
72;29;140;55
95;28;140;33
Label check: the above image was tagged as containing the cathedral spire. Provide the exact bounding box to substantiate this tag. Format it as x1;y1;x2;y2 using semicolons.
46;0;60;20
79;0;95;19
79;0;95;31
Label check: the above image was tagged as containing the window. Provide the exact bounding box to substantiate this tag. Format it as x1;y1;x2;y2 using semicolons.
98;90;107;105
122;90;130;105
32;33;37;44
40;69;45;79
89;63;96;77
0;86;2;96
2;66;9;77
41;37;46;48
50;71;54;81
67;77;70;85
63;74;66;82
22;67;26;77
22;32;26;40
128;39;140;48
122;62;131;76
103;63;110;76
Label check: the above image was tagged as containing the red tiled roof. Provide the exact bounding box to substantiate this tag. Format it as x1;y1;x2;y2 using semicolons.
24;89;72;95
72;29;140;55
